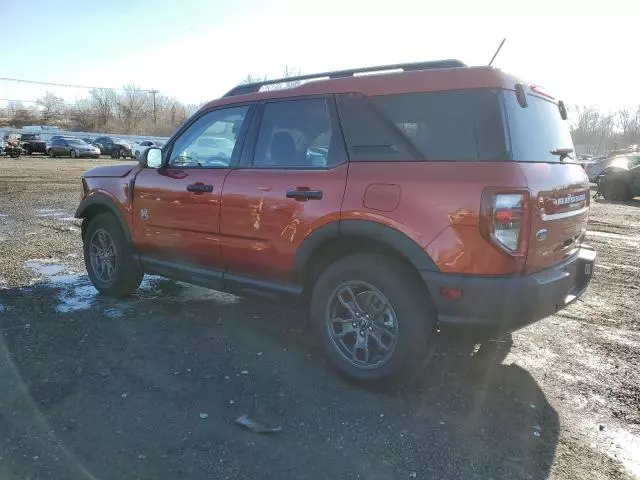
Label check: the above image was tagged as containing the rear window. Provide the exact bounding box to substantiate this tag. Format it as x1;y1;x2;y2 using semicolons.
502;92;574;163
337;89;508;162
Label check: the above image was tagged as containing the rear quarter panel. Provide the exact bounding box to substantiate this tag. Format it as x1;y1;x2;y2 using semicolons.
342;162;528;275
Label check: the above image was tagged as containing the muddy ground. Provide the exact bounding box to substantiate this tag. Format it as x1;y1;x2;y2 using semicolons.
0;157;638;480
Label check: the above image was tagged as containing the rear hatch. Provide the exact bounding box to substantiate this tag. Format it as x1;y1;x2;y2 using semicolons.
502;88;590;272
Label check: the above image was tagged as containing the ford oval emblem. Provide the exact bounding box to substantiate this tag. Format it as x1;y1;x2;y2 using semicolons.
536;229;548;241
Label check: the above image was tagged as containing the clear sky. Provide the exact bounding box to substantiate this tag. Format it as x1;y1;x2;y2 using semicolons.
2;0;639;110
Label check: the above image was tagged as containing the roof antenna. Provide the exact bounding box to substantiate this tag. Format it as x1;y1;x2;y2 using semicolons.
488;38;506;66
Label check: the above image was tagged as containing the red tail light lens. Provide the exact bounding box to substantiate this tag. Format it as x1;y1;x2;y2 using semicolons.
480;189;530;257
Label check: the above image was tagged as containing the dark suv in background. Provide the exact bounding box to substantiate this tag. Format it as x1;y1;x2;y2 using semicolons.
20;133;48;155
93;136;135;159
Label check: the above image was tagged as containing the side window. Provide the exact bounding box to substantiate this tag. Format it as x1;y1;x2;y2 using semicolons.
252;98;338;168
371;91;477;161
168;106;249;168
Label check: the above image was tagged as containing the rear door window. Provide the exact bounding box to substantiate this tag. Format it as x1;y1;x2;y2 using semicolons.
337;89;508;162
251;98;344;168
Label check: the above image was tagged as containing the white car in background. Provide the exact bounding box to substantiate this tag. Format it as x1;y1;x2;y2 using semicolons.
178;136;235;166
133;140;159;159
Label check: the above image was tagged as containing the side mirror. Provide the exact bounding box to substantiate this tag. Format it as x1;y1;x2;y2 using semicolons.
141;147;163;168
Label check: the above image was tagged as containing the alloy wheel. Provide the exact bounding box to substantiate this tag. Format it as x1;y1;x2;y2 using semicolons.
325;281;399;369
89;228;118;283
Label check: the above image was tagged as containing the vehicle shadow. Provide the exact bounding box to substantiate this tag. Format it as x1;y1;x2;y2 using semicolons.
0;283;559;480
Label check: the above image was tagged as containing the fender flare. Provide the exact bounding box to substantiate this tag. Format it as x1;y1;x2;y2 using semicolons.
75;194;132;243
293;219;439;280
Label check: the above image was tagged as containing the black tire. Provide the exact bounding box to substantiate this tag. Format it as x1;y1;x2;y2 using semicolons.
70;149;77;159
83;213;143;297
48;149;55;158
603;178;630;201
9;149;21;158
310;254;436;385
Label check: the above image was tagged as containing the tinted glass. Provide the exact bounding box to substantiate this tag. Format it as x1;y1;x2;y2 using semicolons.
339;90;508;162
372;91;478;161
253;98;338;168
168;106;249;168
503;91;575;163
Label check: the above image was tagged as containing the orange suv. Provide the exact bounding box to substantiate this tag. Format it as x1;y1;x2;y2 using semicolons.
76;60;596;384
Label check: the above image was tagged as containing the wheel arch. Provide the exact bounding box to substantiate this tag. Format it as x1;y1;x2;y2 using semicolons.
76;194;131;243
294;220;439;297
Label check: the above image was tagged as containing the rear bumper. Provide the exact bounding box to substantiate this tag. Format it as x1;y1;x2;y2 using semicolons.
421;246;596;332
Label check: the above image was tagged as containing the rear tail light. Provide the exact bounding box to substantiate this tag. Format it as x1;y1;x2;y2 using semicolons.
480;189;530;257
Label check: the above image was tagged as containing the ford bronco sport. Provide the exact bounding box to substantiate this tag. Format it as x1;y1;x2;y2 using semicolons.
76;59;596;384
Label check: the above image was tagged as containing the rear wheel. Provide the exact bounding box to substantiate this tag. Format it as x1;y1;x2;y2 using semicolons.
310;254;436;385
83;213;143;297
604;178;630;201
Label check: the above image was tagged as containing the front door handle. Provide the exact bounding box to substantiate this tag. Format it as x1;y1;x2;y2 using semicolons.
187;183;214;193
286;189;323;200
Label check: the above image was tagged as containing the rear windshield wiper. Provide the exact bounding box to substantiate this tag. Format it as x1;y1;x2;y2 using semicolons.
550;148;574;161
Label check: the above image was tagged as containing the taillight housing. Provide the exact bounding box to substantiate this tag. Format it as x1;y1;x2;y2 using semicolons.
480;188;531;258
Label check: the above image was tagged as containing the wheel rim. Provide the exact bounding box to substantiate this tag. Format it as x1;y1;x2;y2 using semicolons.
89;228;118;283
325;281;399;369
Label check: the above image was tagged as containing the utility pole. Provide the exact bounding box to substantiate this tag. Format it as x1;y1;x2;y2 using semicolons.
150;89;158;125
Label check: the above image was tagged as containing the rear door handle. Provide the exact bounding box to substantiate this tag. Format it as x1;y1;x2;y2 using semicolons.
286;189;323;201
187;183;213;193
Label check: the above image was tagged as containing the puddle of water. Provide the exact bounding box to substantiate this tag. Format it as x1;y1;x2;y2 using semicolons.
24;260;237;315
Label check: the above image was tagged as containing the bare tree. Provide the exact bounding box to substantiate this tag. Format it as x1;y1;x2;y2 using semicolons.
89;88;117;128
36;92;66;123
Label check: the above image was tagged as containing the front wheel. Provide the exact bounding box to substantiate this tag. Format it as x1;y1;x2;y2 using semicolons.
83;213;143;297
48;149;55;158
70;149;77;159
310;254;436;385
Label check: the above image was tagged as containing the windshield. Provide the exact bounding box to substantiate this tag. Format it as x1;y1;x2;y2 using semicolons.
67;139;87;145
502;91;575;163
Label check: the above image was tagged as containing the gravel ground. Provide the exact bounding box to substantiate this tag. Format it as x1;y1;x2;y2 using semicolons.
0;157;638;480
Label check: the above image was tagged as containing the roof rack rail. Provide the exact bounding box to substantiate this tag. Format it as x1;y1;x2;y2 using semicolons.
224;59;466;97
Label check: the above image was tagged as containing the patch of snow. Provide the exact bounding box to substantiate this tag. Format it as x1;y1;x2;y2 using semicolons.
56;284;97;313
24;259;97;313
604;428;640;478
104;308;124;319
25;260;66;277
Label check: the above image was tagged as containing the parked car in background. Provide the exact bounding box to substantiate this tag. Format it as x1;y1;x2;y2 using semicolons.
597;155;640;200
92;136;135;159
585;155;622;183
20;133;48;155
47;137;101;158
133;140;158;159
178;136;235;166
76;59;596;384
